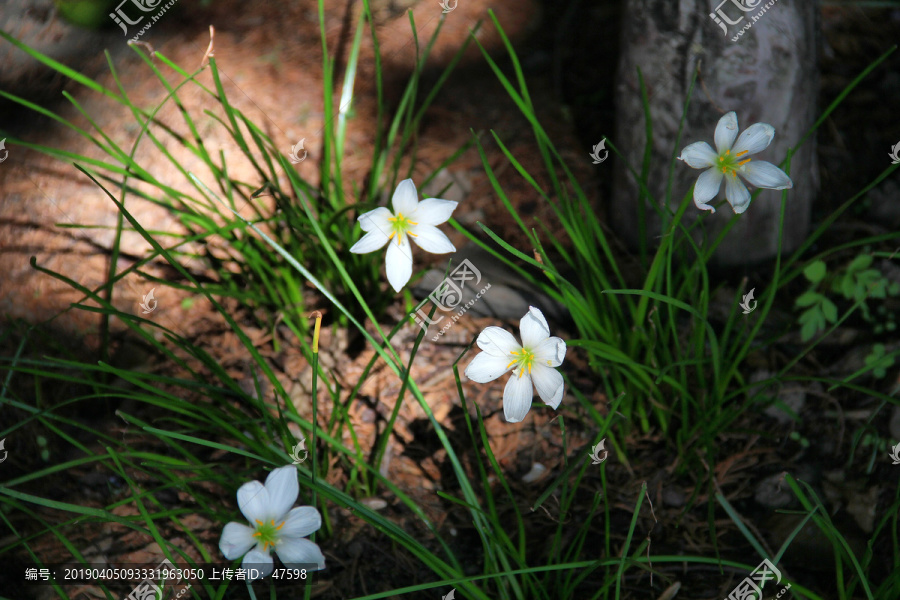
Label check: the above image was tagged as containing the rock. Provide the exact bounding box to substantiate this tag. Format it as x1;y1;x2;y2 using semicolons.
889;405;900;441
662;487;685;508
521;462;546;483
360;497;388;511
865;178;900;228
749;370;807;424
411;242;568;324
421;168;473;205
0;0;112;95
754;472;793;509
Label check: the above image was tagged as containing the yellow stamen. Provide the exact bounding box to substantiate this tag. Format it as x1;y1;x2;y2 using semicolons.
251;519;285;551
735;149;749;157
387;213;418;246
737;158;752;166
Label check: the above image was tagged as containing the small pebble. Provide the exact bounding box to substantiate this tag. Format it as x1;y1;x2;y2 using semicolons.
361;497;388;511
521;462;546;483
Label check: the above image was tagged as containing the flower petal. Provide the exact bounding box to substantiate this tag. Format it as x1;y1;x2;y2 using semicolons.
724;172;751;213
731;122;775;156
276;537;326;571
409;224;456;254
714;112;739;154
281;506;322;539
385;235;413;292
237;480;269;524
738;160;793;190
531;364;564;409
533;336;566;368
465;352;512;383
693;168;724;212
241;549;274;580
476;326;520;357
413;198;457;225
219;522;257;560
519;306;551;348
350;229;390;254
503;374;534;423
358;207;393;232
391;179;419;215
264;465;299;521
678;141;717;169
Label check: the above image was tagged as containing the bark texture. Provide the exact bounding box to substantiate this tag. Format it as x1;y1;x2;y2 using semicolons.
612;0;819;264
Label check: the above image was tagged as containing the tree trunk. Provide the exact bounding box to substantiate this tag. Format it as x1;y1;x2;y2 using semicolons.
612;0;819;264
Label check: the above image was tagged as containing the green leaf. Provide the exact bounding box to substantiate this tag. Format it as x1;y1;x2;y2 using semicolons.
848;254;872;272
803;260;827;283
869;281;887;299
798;308;819;324
841;276;855;299
800;318;818;342
822;298;838;323
816;310;826;330
795;290;822;308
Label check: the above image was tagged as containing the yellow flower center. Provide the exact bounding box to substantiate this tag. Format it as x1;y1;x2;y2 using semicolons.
717;148;752;175
387;212;418;245
252;518;285;552
506;348;536;378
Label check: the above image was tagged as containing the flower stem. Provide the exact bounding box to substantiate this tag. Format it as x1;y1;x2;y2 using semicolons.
306;311;322;600
309;312;322;511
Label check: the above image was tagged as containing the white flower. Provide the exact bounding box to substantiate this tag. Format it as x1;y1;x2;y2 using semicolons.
678;111;793;214
350;178;457;292
219;465;325;579
464;306;567;423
